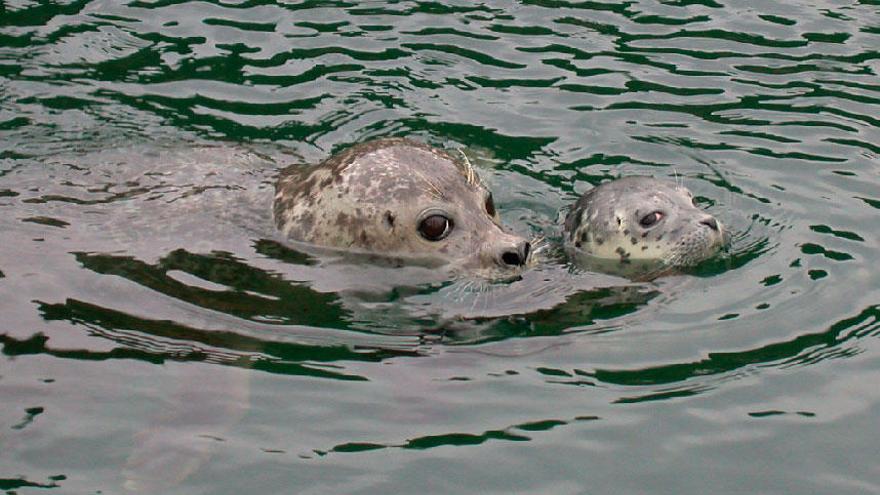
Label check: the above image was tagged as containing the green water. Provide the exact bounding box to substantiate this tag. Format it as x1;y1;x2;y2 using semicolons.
2;0;879;493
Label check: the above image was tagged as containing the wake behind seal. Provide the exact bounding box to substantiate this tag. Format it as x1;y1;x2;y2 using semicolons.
563;176;726;278
274;138;531;277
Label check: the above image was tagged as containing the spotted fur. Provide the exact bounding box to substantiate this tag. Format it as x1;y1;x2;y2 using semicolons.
564;176;725;274
274;138;530;275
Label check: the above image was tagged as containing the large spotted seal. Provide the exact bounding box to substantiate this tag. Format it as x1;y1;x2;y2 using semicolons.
563;176;725;278
274;138;531;276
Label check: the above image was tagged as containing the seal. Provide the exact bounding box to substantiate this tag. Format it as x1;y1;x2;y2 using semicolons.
563;176;725;277
274;138;531;276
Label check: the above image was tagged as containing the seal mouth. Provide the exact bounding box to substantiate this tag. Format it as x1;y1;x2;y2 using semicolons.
666;226;727;267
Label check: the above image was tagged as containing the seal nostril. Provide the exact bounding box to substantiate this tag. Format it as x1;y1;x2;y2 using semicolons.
501;241;530;267
501;251;522;266
700;217;719;231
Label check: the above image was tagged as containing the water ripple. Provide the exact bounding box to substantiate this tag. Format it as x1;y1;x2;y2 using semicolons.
2;2;880;491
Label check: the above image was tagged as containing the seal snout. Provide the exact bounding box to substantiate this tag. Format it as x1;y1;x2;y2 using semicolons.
700;216;719;232
500;240;531;267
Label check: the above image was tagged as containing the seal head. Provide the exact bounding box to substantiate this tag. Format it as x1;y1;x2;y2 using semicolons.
563;176;725;277
274;138;531;277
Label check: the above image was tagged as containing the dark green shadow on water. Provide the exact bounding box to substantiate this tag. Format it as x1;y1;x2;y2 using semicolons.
596;305;880;396
320;415;601;456
2;290;422;380
74;249;346;328
0;475;64;491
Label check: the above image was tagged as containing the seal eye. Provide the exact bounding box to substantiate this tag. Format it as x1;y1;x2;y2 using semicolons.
418;214;453;241
485;194;496;217
639;211;663;228
691;196;699;207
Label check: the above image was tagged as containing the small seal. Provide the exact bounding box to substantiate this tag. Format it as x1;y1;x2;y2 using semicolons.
563;176;725;277
274;138;531;276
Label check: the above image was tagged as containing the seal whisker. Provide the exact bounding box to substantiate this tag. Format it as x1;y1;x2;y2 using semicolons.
457;280;475;302
527;235;549;265
456;148;479;188
450;280;478;306
470;284;481;313
530;235;548;253
411;168;444;199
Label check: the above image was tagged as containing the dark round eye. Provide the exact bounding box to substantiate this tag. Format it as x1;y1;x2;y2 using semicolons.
639;211;664;228
485;194;496;217
418;214;453;241
691;196;699;207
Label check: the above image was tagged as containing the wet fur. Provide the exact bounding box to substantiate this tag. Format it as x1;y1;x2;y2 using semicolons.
274;138;529;275
564;176;725;273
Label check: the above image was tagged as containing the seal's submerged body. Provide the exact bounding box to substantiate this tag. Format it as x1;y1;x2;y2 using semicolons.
564;176;726;278
274;138;530;277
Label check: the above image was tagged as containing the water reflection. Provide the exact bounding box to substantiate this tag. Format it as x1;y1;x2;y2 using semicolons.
70;243;664;344
28;298;418;379
543;305;880;398
74;249;347;327
2;0;880;492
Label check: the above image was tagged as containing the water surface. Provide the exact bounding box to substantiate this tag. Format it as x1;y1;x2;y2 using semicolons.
2;0;879;493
